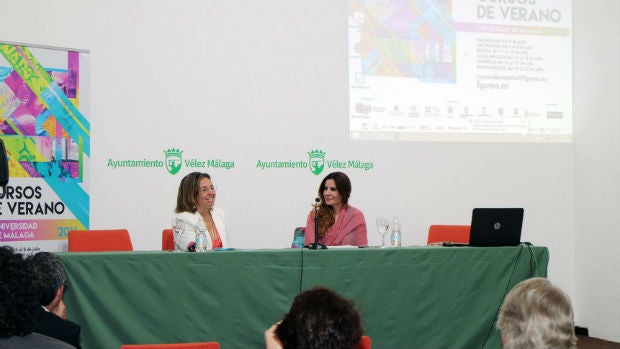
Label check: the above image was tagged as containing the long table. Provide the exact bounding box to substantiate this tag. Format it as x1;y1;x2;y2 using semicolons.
58;246;548;349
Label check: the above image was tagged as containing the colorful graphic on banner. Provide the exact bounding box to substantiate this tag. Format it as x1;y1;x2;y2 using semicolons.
0;43;90;251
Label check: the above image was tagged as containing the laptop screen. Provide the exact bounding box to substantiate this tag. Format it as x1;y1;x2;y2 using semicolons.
469;208;524;247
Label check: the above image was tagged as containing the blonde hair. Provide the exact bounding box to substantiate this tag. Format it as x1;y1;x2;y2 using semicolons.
497;277;577;349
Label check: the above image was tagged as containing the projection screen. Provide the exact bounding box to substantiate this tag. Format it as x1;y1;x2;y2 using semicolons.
348;0;572;142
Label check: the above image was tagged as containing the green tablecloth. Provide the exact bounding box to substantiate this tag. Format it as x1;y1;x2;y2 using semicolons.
58;246;548;349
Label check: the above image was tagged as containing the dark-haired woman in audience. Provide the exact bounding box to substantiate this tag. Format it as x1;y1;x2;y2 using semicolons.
173;172;228;251
264;286;364;349
304;172;368;246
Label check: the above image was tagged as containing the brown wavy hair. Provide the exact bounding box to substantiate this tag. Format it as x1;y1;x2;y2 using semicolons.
316;172;351;238
175;172;211;213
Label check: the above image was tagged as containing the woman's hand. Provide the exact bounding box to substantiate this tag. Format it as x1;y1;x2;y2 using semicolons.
264;321;283;349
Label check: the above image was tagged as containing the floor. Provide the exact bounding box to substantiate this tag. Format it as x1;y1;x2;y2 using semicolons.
578;335;620;349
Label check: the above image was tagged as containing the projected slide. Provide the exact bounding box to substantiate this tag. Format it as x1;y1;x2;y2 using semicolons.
348;0;572;142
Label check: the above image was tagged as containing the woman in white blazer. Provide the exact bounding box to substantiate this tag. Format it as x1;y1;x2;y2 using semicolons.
173;172;228;251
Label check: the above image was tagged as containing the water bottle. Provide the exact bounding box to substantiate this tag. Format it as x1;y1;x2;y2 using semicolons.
390;217;402;247
195;230;208;252
291;227;305;248
195;219;209;252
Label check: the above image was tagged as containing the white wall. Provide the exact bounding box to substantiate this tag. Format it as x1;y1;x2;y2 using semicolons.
573;0;620;341
1;0;618;342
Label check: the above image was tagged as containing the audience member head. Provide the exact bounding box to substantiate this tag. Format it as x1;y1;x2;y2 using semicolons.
175;172;212;213
318;172;352;208
497;277;577;349
0;246;40;338
275;286;363;349
26;252;67;307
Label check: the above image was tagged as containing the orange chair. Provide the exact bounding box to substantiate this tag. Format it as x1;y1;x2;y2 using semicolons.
356;335;371;349
427;225;471;245
119;342;220;349
68;229;133;252
162;228;174;250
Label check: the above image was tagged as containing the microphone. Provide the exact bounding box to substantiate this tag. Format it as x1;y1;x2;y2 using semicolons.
314;198;320;243
307;197;327;250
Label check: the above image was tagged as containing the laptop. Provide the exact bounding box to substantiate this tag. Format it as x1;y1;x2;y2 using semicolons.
468;208;524;247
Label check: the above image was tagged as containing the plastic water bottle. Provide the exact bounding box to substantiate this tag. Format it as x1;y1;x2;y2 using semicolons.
195;219;209;252
195;231;208;252
390;217;402;247
291;227;305;248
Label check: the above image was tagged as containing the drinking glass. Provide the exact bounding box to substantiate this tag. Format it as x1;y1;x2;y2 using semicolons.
376;217;390;248
172;219;184;251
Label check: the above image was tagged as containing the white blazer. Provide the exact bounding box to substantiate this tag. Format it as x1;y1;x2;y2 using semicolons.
173;208;228;251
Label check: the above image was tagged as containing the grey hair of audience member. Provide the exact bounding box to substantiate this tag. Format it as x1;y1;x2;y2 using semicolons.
497;277;577;349
26;252;67;305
